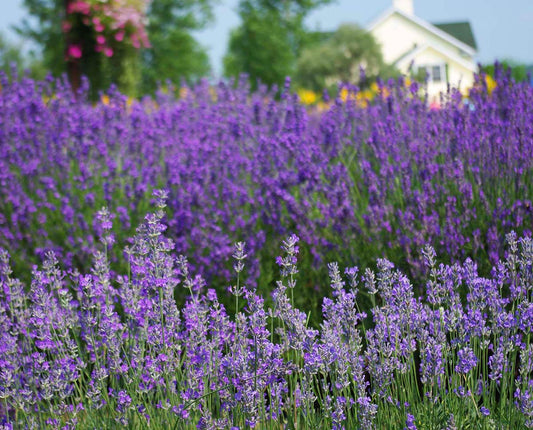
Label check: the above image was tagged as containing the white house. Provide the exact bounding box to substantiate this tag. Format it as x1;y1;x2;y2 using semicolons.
367;0;478;100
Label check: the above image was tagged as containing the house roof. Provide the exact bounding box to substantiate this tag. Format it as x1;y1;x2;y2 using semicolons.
433;22;477;50
367;8;477;56
394;43;478;73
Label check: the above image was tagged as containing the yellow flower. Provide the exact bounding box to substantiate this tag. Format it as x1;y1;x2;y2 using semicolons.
485;74;497;95
209;86;218;102
101;94;110;106
316;101;331;112
340;87;349;102
42;93;58;105
362;88;374;101
179;87;189;99
297;89;318;105
340;88;359;103
355;91;369;108
382;87;391;98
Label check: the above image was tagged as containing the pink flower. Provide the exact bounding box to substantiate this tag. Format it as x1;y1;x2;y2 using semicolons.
115;31;125;42
96;35;106;45
67;44;82;59
67;1;91;15
62;21;72;33
103;47;114;57
131;34;140;49
429;101;441;111
139;31;150;48
95;23;105;32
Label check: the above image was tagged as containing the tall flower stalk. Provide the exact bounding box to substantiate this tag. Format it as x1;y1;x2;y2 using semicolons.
0;198;532;427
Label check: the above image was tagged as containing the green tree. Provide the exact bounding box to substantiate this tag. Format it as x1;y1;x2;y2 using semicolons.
16;0;65;77
295;24;397;93
17;0;216;97
17;0;150;96
0;32;26;77
140;0;216;94
224;8;296;89
223;0;334;89
482;60;530;83
0;32;47;80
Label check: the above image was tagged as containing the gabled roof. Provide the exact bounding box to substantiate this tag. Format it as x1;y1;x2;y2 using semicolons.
433;22;477;50
367;7;477;56
394;43;478;73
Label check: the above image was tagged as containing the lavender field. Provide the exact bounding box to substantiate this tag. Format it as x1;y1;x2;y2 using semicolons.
0;68;532;428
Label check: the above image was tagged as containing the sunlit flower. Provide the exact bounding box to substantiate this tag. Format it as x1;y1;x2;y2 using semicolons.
67;44;83;59
297;89;318;105
485;74;497;95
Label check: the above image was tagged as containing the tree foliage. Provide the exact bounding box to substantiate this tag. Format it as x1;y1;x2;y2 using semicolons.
223;0;334;89
17;0;216;96
17;0;65;77
224;8;296;89
482;60;531;84
0;32;47;80
0;32;27;77
17;0;151;96
140;0;216;94
295;24;397;93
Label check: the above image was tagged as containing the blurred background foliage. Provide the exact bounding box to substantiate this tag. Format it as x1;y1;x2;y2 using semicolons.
223;0;334;89
140;0;215;94
0;31;47;81
13;0;217;97
294;23;399;93
482;60;532;84
2;1;532;98
2;0;402;98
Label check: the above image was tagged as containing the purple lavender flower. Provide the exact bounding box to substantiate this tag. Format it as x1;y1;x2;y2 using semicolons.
455;347;478;374
0;70;532;428
404;413;417;430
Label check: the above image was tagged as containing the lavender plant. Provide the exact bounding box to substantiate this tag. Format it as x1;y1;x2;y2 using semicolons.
0;197;532;428
0;67;531;309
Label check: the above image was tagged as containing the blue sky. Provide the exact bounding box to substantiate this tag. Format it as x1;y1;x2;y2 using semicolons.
1;0;532;76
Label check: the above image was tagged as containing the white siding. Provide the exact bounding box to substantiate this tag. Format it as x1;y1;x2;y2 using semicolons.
370;12;477;101
399;46;475;100
372;13;473;67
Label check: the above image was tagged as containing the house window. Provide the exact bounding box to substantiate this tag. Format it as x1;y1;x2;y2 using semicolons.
432;65;442;82
417;64;447;83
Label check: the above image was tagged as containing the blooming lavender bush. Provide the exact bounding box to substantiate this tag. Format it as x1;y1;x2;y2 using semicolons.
1;197;532;429
0;67;531;306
